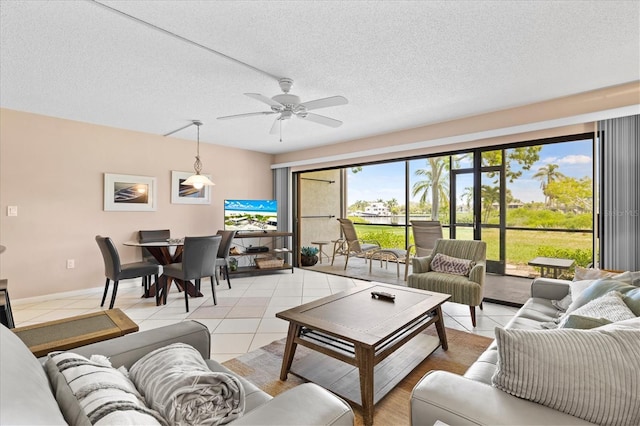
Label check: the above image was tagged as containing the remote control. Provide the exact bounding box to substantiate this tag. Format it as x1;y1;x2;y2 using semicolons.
371;291;395;301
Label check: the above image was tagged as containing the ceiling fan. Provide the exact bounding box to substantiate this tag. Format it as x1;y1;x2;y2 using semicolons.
217;78;348;135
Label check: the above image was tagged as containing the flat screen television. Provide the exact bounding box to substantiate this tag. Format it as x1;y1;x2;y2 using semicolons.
224;199;278;231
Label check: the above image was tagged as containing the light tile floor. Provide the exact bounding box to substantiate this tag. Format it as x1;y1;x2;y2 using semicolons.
11;268;518;363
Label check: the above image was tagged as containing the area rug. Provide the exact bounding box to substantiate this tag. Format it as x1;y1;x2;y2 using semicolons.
222;327;493;426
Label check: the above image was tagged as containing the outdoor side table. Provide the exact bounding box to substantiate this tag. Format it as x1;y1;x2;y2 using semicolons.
528;256;575;279
310;241;331;264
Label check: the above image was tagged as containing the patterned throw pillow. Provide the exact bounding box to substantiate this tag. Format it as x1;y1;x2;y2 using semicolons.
430;253;475;276
45;351;165;425
492;327;640;426
558;290;636;328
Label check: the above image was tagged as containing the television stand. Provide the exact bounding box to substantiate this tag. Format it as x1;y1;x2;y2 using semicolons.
229;231;294;276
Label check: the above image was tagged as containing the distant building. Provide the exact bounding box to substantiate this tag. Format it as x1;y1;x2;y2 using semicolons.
362;202;390;216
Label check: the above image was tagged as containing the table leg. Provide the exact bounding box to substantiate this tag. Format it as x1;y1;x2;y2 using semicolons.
355;344;375;426
434;305;448;351
280;322;301;380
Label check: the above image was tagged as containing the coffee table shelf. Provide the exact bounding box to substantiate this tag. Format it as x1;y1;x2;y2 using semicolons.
290;332;441;406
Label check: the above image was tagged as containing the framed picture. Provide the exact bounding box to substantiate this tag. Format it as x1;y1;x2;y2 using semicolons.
171;171;211;205
104;173;157;212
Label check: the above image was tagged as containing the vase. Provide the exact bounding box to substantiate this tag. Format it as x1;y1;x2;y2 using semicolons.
301;255;318;267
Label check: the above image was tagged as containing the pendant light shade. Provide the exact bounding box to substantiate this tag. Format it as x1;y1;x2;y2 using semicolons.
184;120;215;189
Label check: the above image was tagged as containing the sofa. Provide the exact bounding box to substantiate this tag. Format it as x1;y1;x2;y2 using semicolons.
410;275;640;426
0;320;354;425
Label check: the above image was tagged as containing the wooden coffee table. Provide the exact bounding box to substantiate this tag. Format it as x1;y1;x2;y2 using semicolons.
12;308;138;357
276;283;450;425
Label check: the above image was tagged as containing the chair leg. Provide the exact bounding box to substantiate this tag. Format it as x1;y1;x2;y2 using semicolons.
100;278;110;307
162;276;168;305
108;280;119;309
469;306;477;328
224;265;231;289
479;302;484;310
143;276;151;298
3;291;14;329
343;252;351;270
209;277;217;306
184;279;192;313
155;275;162;306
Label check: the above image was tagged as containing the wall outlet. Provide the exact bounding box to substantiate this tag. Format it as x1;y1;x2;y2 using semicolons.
7;206;17;216
66;259;75;269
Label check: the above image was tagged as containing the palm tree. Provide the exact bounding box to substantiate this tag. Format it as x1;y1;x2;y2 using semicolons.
533;164;565;206
412;157;449;220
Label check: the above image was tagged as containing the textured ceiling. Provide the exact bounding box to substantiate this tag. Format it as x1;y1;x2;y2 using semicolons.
1;1;639;154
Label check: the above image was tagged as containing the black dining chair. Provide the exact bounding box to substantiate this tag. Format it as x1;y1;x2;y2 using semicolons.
161;235;221;312
214;230;237;289
138;229;171;264
95;235;162;309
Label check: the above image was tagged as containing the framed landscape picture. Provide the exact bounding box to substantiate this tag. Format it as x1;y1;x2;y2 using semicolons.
104;173;157;212
171;170;211;205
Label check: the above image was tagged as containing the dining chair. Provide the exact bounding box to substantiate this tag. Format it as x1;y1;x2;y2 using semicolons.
161;235;221;312
138;229;171;264
214;230;237;289
95;236;162;309
0;279;14;329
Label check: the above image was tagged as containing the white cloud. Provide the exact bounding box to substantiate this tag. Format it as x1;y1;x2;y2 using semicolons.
558;154;591;164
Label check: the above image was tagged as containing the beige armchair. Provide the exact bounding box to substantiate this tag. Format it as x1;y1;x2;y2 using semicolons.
408;239;486;327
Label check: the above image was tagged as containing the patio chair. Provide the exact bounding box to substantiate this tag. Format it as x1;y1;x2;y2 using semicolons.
331;218;380;269
404;220;443;280
408;238;486;327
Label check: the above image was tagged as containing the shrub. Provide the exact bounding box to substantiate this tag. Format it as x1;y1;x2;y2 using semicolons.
301;246;319;256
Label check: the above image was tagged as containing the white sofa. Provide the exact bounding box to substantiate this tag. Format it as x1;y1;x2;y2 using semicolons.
410;276;640;425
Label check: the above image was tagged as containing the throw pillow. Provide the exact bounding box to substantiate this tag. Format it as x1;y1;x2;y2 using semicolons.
566;278;640;316
430;253;475;276
559;314;612;329
129;343;245;426
558;291;636;328
45;351;166;425
573;266;618;281
492;327;640;426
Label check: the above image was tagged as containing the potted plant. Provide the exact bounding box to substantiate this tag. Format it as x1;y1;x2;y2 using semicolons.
300;246;319;267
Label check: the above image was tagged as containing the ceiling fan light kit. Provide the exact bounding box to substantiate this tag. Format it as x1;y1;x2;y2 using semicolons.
217;78;348;138
182;120;215;190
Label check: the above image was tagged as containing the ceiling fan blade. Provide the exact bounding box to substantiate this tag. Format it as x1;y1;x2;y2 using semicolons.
298;112;343;128
217;111;276;120
299;96;348;111
245;93;283;108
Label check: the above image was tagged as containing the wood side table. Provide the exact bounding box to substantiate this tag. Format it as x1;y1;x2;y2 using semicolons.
12;308;138;357
310;240;331;264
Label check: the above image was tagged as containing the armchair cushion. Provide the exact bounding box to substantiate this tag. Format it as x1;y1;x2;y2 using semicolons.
430;253;475;276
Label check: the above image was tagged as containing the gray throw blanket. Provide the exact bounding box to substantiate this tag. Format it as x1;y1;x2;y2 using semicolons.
129;343;245;425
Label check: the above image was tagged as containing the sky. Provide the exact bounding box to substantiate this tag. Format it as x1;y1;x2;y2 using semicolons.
347;139;593;206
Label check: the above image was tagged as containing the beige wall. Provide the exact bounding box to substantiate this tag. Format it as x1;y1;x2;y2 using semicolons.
0;109;274;299
275;81;639;171
298;170;342;260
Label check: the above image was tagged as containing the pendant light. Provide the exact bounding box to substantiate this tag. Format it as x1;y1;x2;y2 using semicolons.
182;120;215;189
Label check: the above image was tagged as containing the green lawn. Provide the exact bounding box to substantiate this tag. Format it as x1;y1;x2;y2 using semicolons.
354;224;593;269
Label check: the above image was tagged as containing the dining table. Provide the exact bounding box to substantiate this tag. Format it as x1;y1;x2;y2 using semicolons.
123;239;204;304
